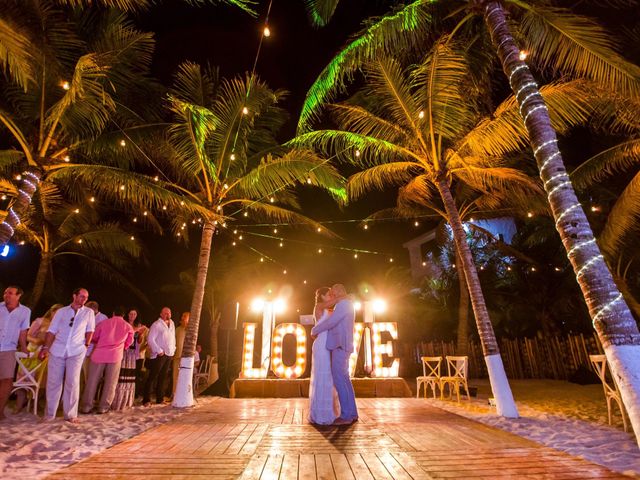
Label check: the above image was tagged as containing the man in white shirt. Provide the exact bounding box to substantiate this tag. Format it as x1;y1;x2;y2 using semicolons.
142;307;175;406
40;287;95;422
0;286;30;420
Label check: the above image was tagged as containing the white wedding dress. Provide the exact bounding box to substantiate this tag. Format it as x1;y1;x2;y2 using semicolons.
308;310;340;425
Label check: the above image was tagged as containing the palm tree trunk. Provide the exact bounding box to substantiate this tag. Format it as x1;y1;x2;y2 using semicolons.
455;250;470;356
173;219;216;408
437;176;518;417
29;251;53;310
0;166;42;246
482;0;640;444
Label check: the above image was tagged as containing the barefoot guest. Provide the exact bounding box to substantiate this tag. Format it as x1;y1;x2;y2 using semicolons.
0;286;30;420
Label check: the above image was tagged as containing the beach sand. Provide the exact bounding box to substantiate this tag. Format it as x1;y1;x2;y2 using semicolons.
426;379;640;478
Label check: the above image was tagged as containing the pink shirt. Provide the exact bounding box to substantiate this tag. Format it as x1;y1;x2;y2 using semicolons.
90;316;134;364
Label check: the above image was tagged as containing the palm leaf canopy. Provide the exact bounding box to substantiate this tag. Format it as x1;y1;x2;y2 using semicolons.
165;62;346;231
292;42;613;218
297;0;640;133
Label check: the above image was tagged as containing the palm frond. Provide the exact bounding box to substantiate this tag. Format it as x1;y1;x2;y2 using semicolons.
571;138;640;189
328;103;411;145
347;162;421;200
54;0;152;10
460;81;596;158
411;40;476;141
47;53;116;142
229;150;346;205
287;130;417;166
297;0;435;133
516;4;640;96
598;171;640;257
452;164;541;197
0;17;35;90
0;150;24;174
304;0;340;27
397;175;440;212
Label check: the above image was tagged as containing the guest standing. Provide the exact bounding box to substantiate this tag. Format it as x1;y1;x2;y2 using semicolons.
0;286;30;420
111;308;139;410
81;307;133;413
14;303;63;413
142;307;175;406
40;288;95;422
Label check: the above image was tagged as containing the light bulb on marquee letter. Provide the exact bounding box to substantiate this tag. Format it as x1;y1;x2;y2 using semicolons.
271;323;307;379
372;322;399;377
240;323;267;378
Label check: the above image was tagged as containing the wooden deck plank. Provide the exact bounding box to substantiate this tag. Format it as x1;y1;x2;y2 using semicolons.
44;397;630;480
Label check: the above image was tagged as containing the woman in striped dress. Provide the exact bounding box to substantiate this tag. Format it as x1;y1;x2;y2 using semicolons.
112;309;139;409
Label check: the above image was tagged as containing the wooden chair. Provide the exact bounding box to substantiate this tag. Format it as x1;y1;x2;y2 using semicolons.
12;352;47;415
440;355;470;402
416;356;442;399
589;354;629;432
193;354;212;394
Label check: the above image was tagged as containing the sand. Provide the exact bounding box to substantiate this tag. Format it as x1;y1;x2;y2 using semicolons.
426;379;640;478
0;398;218;480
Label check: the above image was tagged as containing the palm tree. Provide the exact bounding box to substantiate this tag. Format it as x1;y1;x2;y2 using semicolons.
291;38;608;416
0;0;257;247
162;62;346;407
300;0;640;442
7;183;147;310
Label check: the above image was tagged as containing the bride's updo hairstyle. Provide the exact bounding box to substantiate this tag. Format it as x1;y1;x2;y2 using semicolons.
315;287;331;305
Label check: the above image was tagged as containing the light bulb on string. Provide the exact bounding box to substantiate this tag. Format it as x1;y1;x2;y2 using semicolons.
19;241;25;245
232;241;236;246
223;184;228;189
318;248;323;253
418;110;425;119
519;50;528;61
180;201;185;206
77;239;83;244
303;280;307;284
414;221;419;227
317;227;322;233
90;197;95;203
230;153;236;161
242;107;249;115
591;205;600;212
354;253;358;259
363;224;368;230
389;258;394;263
143;211;148;216
119;139;126;147
283;269;287;275
119;185;125;191
260;257;264;262
279;241;283;247
244;212;248;217
238;235;243;240
130;236;135;241
422;261;427;266
162;206;167;210
15;175;21;180
306;177;312;184
61;81;70;90
73;208;80;214
270;197;275;203
527;212;533;218
133;217;138;222
154;175;159;182
263;26;271;37
63;155;70;162
1;195;6;200
273;228;278;234
355;149;361;157
233;229;238;234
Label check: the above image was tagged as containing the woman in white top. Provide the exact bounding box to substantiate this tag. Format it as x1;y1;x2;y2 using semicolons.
308;287;340;425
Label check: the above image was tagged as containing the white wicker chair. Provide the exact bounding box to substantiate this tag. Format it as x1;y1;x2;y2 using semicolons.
416;356;442;399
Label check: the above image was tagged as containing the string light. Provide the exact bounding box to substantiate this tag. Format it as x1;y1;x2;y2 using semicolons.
242;107;249;115
591;206;600;212
130;236;135;241
527;212;533;218
273;228;277;234
61;81;70;90
283;269;287;274
519;50;528;61
418;111;425;119
263;26;271;37
354;253;358;259
133;217;138;222
232;241;236;246
77;239;83;244
279;241;283;247
363;224;368;230
63;155;70;162
15;175;21;181
73;208;80;214
389;258;394;263
318;248;322;253
316;227;322;233
162;206;167;211
306;177;312;184
270;197;275;203
119;139;126;147
244;212;248;217
143;211;148;216
119;185;125;191
355;150;361;157
19;240;25;245
239;235;243;240
154;176;159;182
414;221;419;227
260;257;264;262
90;197;95;202
230;153;236;161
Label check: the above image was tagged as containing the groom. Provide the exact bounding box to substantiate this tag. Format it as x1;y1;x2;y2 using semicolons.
311;283;358;425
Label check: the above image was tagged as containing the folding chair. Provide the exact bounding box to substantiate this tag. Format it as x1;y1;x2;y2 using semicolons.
193;355;212;395
589;354;629;431
12;352;47;415
416;356;442;399
440;355;470;402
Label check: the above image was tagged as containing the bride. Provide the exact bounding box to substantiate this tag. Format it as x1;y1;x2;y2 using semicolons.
308;287;340;425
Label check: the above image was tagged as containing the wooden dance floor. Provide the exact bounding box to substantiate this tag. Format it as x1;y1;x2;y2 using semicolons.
48;397;626;479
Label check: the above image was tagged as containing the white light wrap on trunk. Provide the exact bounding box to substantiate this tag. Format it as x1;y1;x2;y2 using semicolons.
172;355;195;408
